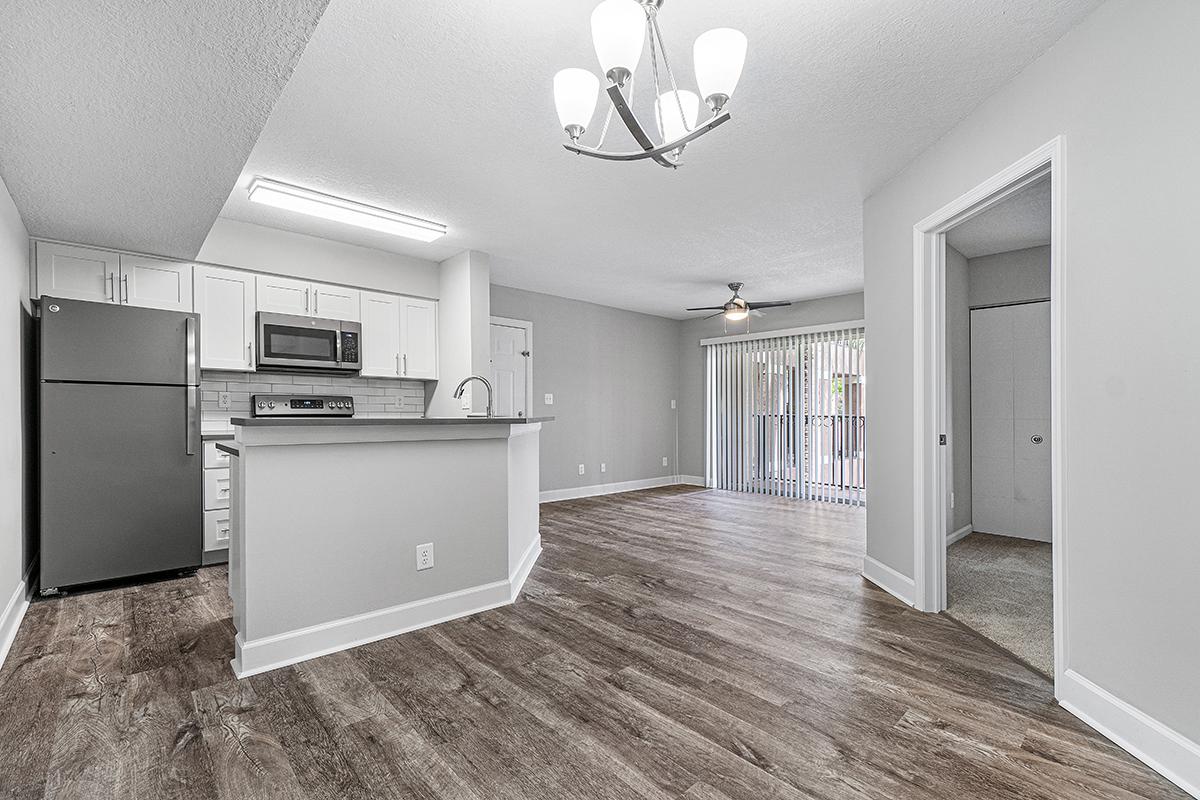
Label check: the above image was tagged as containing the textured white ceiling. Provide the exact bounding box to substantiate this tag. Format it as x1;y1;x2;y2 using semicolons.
0;1;329;259
947;176;1051;259
218;0;1102;318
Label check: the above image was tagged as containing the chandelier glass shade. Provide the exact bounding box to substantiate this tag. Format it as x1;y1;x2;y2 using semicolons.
553;0;746;168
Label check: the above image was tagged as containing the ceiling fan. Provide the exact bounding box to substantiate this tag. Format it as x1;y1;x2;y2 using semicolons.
686;282;791;323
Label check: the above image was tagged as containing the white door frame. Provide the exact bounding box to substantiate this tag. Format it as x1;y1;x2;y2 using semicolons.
489;316;533;416
911;136;1066;687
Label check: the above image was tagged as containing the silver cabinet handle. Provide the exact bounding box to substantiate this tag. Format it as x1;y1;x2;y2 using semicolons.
121;273;129;302
305;287;310;313
403;353;407;376
247;341;253;366
314;291;318;315
395;353;400;375
107;272;115;301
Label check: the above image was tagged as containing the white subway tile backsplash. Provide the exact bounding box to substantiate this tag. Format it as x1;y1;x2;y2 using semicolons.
200;370;426;416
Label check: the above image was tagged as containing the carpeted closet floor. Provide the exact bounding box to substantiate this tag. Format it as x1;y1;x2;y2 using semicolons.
947;532;1053;677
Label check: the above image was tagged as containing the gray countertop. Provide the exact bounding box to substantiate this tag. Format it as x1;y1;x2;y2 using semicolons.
231;415;554;428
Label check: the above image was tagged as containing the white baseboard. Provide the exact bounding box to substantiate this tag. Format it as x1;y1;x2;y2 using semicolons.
540;474;700;503
946;523;973;545
232;536;542;678
0;576;30;671
862;555;915;606
1058;669;1200;798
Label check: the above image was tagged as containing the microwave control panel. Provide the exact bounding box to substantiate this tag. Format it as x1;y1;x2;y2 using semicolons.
340;331;359;364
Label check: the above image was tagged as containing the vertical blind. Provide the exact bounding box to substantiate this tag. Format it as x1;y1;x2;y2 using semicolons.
704;326;866;505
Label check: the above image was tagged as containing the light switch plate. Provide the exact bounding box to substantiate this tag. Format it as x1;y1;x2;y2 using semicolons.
544;393;554;405
662;457;669;467
578;464;585;475
671;399;676;409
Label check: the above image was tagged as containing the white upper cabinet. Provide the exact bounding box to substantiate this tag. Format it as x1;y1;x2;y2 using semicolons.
36;242;192;311
256;275;360;321
36;242;121;303
255;274;311;316
194;265;256;371
400;298;438;380
360;291;402;378
119;255;193;311
311;281;360;322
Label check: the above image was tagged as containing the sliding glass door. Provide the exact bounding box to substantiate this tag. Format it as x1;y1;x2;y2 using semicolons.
705;326;866;505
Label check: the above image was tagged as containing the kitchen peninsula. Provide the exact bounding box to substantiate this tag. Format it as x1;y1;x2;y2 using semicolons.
217;415;550;677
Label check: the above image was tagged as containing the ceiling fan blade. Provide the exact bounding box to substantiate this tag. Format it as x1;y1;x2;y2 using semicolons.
746;301;792;310
703;311;725;320
685;306;726;312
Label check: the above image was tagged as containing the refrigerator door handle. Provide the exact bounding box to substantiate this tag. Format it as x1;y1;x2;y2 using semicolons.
185;317;198;385
186;387;198;456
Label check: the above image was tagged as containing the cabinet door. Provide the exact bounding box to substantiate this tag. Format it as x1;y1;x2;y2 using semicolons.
194;266;256;371
312;281;361;322
360;291;401;377
35;241;119;303
400;298;438;380
256;274;311;315
120;255;193;311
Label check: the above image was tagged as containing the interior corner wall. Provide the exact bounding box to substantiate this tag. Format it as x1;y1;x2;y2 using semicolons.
945;245;972;534
863;0;1200;756
196;218;440;299
676;292;866;480
0;172;32;665
490;285;680;493
429;251;490;417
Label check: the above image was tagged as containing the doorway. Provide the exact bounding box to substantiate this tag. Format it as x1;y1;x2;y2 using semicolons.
912;138;1065;689
489;316;532;418
942;176;1053;676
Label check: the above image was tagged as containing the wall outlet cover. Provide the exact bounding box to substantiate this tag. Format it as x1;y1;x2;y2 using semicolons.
217;392;231;410
671;399;676;409
662;457;669;467
578;464;585;475
544;393;554;405
601;462;606;473
416;542;434;571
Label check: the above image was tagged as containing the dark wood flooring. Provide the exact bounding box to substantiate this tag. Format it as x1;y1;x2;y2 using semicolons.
0;486;1185;799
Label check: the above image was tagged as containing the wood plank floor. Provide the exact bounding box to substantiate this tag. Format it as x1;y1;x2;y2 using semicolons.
0;486;1185;799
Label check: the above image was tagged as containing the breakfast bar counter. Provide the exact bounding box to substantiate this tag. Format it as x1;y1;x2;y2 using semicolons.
218;416;549;677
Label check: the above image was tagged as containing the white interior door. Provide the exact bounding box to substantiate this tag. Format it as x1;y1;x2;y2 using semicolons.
970;302;1051;541
490;322;528;417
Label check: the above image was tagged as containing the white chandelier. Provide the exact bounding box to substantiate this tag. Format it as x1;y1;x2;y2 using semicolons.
553;0;747;168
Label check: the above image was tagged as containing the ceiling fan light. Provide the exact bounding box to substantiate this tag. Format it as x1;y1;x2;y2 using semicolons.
553;68;600;138
654;89;700;144
724;308;749;322
694;28;747;111
591;0;646;84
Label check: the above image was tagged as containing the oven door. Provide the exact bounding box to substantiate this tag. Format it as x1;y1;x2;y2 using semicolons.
257;312;350;371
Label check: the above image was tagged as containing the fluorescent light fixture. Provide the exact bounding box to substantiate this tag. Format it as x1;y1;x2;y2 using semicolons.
247;178;447;243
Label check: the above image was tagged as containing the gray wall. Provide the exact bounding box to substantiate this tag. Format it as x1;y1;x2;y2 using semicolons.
0;173;31;628
969;245;1050;307
863;0;1199;743
676;293;865;479
946;245;972;533
197;218;440;299
490;285;680;493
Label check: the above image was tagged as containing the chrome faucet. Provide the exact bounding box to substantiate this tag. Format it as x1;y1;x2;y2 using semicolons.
452;375;495;418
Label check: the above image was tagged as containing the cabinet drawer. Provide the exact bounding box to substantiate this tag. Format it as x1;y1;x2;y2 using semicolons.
203;468;230;510
203;441;232;469
203;509;231;552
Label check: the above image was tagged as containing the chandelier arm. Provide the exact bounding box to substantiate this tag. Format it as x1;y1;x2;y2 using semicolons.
603;82;677;168
647;12;665;142
649;15;691;132
562;111;730;162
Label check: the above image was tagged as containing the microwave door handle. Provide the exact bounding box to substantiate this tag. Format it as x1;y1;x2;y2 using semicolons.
336;331;342;365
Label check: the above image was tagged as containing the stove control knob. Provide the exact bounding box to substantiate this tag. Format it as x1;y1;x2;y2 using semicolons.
257;401;266;409
267;401;276;409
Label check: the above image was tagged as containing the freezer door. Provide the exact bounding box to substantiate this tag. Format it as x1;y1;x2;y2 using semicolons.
40;383;202;588
40;297;198;385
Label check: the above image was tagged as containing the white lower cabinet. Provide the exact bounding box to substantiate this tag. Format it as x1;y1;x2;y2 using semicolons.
204;467;231;511
203;509;231;552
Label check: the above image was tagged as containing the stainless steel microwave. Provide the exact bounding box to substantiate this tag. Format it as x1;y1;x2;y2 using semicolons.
256;312;361;373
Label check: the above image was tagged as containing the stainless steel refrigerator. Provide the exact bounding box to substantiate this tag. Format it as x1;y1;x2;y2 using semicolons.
39;297;202;591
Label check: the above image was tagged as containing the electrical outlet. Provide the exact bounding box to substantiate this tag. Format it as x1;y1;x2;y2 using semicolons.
394;395;405;410
950;492;956;509
600;462;606;473
544;393;554;405
460;386;472;410
662;456;669;467
578;464;585;475
416;542;434;571
217;392;231;410
670;399;676;409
